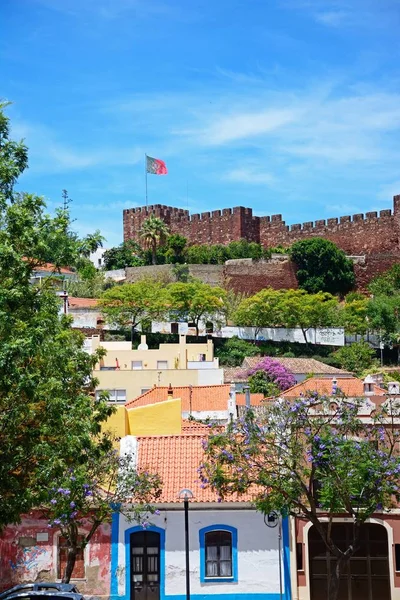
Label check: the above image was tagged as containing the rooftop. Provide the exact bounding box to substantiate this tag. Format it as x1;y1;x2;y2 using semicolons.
242;356;351;375
136;433;252;503
281;377;386;398
126;384;265;411
68;297;99;309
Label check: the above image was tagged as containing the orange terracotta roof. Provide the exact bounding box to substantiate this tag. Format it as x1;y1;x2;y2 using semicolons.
126;385;265;411
32;262;75;275
242;356;351;375
137;433;252;503
281;377;386;398
68;297;99;309
181;419;213;434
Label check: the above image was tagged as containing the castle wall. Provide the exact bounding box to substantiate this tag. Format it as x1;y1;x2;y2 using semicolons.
123;196;400;258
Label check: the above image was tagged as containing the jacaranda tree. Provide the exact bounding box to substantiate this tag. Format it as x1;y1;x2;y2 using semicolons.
201;394;400;600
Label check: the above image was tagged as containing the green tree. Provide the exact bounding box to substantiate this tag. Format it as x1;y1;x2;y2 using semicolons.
165;233;187;264
186;244;211;264
234;288;284;339
45;448;161;582
99;280;168;334
0;103;117;526
65;270;115;299
331;341;377;375
234;288;340;344
368;264;400;297
202;395;400;600
167;281;227;336
140;215;170;265
340;294;369;334
103;240;144;270
291;238;355;295
215;336;260;367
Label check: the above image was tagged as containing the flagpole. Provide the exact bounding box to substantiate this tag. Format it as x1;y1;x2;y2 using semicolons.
145;153;148;207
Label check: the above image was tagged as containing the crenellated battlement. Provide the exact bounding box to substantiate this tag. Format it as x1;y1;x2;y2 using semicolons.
123;195;400;256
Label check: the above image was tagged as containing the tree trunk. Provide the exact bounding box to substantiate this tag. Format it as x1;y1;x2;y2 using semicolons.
328;554;350;600
62;546;78;583
152;243;157;265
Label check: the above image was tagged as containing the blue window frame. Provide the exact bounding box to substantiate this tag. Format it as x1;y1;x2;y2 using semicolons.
199;524;238;583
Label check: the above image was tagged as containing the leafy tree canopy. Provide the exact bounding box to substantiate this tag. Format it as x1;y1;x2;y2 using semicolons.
99;279;168;332
368;264;400;297
0;103;115;526
140;215;170;265
330;341;377;375
215;336;260;367
291;237;355;295
103;240;144;270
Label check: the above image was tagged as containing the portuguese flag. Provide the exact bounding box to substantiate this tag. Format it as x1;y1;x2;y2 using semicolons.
146;155;168;175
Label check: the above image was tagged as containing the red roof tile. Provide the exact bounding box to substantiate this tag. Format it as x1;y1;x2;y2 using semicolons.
281;377;386;398
137;433;252;503
33;262;75;275
68;297;99;309
126;385;265;411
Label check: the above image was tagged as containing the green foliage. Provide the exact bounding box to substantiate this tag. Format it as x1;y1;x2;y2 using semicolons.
368;264;400;296
331;341;377;375
172;263;190;282
140;215;170;265
45;451;161;582
99;279;168;332
234;288;340;343
66;270;116;299
248;371;280;396
103;240;144;270
340;295;369;334
183;238;267;265
0;104;117;527
166;234;188;264
291;237;355;295
202;396;400;600
215;336;260;367
167;280;227;335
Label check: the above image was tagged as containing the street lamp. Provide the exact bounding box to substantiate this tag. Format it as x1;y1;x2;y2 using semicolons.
178;488;194;600
264;511;283;600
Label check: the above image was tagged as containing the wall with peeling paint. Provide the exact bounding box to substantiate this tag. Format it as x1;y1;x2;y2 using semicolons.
0;511;111;597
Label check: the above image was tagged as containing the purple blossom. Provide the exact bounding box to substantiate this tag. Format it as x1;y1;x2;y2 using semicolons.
50;499;57;505
246;357;296;392
84;490;93;497
155;510;160;515
70;502;76;509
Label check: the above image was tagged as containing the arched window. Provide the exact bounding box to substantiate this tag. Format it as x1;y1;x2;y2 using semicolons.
199;525;238;583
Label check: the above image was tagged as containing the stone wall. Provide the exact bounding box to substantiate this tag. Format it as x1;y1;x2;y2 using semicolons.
224;256;298;295
123;195;400;258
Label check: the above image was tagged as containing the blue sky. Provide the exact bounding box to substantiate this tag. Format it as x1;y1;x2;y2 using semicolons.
2;0;400;246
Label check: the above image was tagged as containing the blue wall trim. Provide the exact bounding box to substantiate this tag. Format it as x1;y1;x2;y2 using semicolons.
282;517;291;600
110;510;120;597
112;595;285;600
124;525;166;600
199;524;238;584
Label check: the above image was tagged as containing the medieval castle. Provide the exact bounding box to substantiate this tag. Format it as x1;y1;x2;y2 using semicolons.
123;195;400;290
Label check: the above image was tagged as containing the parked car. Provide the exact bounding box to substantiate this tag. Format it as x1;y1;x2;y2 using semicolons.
0;585;80;600
0;594;83;600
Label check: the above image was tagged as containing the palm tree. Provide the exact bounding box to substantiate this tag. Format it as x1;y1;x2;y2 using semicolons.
140;215;169;265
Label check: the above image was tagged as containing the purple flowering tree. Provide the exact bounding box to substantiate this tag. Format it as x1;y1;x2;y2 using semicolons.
247;357;296;396
45;449;161;583
201;394;400;600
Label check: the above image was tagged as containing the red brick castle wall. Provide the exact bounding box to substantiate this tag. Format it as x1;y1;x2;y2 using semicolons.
124;195;400;255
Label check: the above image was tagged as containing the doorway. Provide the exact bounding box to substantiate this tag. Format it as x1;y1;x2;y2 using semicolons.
309;523;390;600
130;530;161;600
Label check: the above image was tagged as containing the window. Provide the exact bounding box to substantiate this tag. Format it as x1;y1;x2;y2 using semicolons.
395;544;400;571
296;542;304;571
141;388;151;394
58;535;84;579
157;361;168;370
199;525;237;583
132;361;143;370
96;389;126;403
205;531;232;577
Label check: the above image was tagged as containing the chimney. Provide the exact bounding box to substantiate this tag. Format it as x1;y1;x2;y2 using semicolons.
228;384;237;421
243;385;251;408
138;335;148;350
363;375;374;396
167;383;174;397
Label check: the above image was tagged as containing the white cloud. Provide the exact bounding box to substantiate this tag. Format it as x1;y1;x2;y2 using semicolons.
314;10;348;26
196;108;298;145
224;168;277;185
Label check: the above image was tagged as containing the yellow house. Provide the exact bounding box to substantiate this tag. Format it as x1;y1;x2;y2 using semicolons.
89;334;223;403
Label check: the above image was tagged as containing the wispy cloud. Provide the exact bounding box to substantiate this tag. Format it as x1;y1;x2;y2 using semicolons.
224;168;277;186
